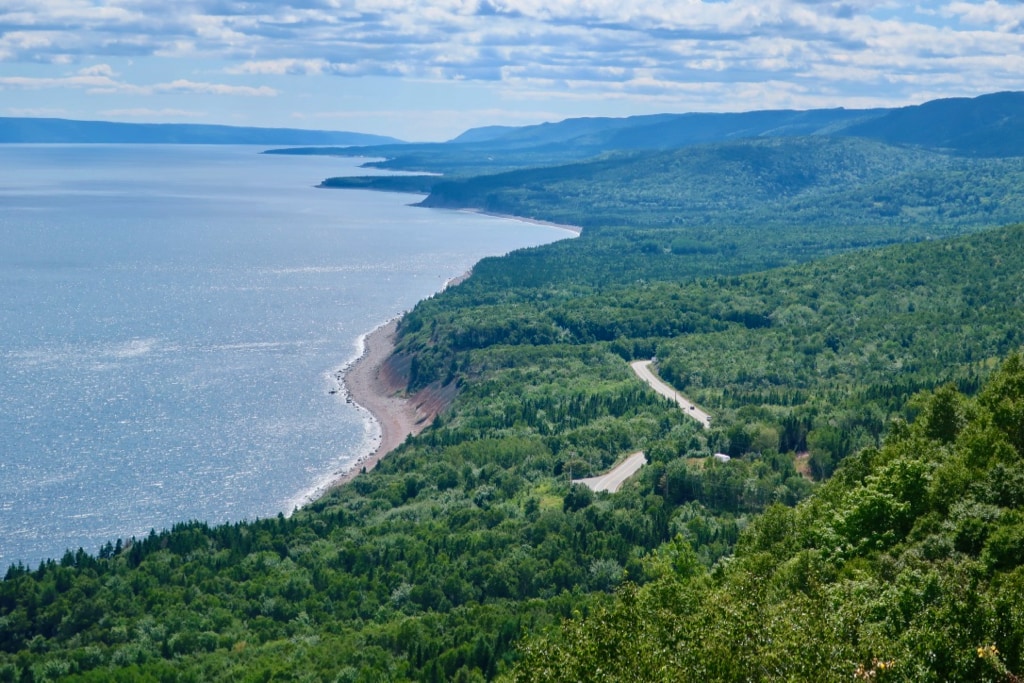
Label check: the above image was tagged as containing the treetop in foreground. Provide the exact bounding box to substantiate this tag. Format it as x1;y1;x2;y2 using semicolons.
510;354;1024;682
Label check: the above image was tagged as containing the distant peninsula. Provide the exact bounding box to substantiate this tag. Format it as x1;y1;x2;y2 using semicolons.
0;117;403;146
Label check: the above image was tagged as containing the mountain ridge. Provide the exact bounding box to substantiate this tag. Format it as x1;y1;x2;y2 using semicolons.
0;117;402;145
841;90;1024;156
273;91;1024;177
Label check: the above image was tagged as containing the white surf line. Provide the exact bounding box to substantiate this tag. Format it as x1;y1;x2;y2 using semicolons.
630;360;712;429
573;451;648;493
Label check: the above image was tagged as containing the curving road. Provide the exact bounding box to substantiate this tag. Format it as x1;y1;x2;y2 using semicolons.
630;360;711;429
573;451;648;493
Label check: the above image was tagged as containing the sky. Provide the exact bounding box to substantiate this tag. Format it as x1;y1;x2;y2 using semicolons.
1;1;1023;141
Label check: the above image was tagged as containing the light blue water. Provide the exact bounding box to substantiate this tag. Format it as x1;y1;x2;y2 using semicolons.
0;144;570;568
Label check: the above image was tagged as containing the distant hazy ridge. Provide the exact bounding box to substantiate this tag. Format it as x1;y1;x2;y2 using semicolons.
0;117;402;145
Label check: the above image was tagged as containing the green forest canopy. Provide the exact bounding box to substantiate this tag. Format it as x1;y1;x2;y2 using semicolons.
510;354;1024;682
4;99;1024;679
4;217;1023;679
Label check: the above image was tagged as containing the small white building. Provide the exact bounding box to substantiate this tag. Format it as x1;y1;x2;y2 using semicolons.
712;453;731;463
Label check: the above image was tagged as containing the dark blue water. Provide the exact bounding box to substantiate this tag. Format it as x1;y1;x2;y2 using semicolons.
0;145;570;568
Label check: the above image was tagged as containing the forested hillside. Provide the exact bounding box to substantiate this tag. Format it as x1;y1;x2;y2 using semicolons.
842;90;1024;157
4;93;1024;681
399;224;1024;480
416;137;1024;241
324;134;1024;281
510;354;1024;682
272;91;1024;174
4;213;1024;679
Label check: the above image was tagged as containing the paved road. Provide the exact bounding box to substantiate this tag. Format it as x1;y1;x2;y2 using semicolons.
573;451;648;493
630;360;711;429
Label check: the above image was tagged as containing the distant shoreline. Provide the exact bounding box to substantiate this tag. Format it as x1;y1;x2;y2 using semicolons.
458;209;583;235
313;168;584;236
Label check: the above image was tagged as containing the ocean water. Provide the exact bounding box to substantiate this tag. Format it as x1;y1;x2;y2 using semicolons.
0;144;570;568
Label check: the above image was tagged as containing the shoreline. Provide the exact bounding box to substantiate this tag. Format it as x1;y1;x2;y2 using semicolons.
330;318;421;490
296;312;448;506
458;208;583;235
287;318;418;509
298;210;578;505
341;317;422;477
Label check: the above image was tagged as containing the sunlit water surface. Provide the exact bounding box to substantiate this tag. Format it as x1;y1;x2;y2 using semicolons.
0;144;569;567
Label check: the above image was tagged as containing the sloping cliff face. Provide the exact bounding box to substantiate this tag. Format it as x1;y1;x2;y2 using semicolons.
380;350;458;433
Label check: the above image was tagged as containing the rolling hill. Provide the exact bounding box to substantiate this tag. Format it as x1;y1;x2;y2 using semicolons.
277;90;1024;176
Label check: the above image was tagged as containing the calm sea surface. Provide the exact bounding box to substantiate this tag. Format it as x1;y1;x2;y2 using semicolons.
0;144;569;568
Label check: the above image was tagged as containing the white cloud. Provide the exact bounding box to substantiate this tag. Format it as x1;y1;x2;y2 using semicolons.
4;106;70;117
228;58;332;75
77;63;117;77
0;31;56;51
100;107;205;117
0;72;277;97
2;0;1022;128
0;74;124;90
943;0;1024;30
151;79;277;96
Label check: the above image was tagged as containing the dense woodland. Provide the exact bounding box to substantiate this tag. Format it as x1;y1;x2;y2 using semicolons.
511;356;1024;682
4;93;1024;681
